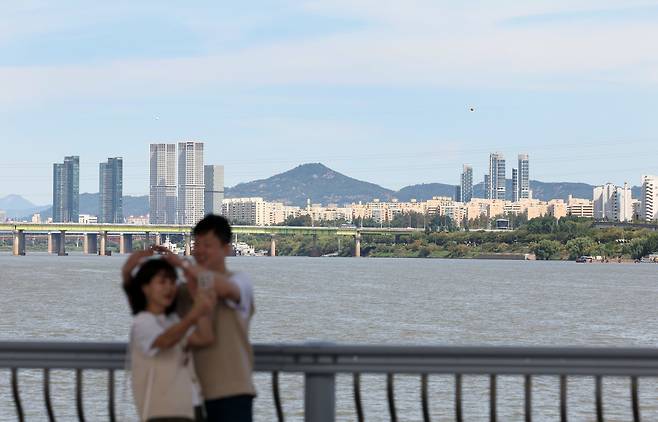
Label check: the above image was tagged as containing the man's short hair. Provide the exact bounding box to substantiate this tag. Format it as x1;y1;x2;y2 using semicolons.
194;214;232;245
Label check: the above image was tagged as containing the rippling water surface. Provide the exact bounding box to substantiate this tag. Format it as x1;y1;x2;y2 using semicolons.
1;254;657;421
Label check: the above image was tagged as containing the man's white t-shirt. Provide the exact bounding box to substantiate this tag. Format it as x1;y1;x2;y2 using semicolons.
223;272;254;321
130;312;202;405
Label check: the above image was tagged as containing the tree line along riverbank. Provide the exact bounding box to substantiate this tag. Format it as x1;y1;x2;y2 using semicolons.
239;216;658;260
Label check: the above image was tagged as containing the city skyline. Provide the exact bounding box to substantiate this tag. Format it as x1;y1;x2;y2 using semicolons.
1;2;658;203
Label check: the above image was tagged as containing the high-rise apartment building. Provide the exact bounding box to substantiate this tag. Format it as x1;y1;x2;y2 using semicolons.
592;183;633;222
222;197;267;226
460;165;473;203
149;144;177;224
641;175;658;222
455;186;462;202
483;175;490;199
99;157;123;223
204;165;224;215
178;142;205;225
488;153;506;200
52;156;79;223
512;168;519;202
518;154;530;201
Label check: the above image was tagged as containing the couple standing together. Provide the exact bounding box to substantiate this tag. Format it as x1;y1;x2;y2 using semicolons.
122;215;255;422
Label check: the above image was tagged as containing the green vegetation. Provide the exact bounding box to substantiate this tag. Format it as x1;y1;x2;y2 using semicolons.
237;215;658;260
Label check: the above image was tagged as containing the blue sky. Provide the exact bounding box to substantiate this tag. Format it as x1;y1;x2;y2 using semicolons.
1;0;658;204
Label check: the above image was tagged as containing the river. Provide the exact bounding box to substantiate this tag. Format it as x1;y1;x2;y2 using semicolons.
1;254;656;421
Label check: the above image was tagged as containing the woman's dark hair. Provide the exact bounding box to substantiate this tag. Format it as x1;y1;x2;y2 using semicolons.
123;258;178;315
193;214;232;245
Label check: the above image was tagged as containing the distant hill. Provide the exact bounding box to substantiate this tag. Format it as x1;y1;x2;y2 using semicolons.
33;193;149;220
226;163;396;206
394;183;458;201
0;195;49;218
4;163;646;220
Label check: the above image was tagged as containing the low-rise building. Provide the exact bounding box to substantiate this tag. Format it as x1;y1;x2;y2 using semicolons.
567;196;594;218
79;214;98;224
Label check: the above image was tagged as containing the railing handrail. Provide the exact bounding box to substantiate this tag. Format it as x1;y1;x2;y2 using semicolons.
2;341;658;376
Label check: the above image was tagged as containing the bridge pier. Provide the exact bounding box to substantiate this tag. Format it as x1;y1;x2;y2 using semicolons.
47;232;54;254
120;234;133;254
143;232;150;250
83;233;98;255
184;233;191;256
57;231;66;256
154;233;161;246
99;231;108;256
354;233;361;258
12;230;26;256
270;235;276;257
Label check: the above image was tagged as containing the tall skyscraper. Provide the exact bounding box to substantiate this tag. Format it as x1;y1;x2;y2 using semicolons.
518;154;530;200
512;168;519;202
178;141;205;225
641;175;658;222
204;165;224;215
483;174;490;199
52;156;79;223
149;144;177;224
99;157;123;223
488;152;506;200
460;165;473;203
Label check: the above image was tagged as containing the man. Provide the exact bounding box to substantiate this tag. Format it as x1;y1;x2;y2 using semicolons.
167;215;256;421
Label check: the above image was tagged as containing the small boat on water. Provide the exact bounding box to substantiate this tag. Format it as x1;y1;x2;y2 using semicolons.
575;256;593;263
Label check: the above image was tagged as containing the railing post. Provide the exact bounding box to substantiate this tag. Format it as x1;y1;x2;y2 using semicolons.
305;372;335;422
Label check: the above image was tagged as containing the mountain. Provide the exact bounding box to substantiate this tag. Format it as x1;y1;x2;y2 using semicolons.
34;194;149;220
0;195;49;218
394;183;458;201
4;163;646;219
226;163;396;206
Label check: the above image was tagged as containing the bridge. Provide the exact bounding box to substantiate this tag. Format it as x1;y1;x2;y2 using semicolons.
0;223;422;257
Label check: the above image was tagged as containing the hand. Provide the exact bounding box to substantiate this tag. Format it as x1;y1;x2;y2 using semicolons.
190;289;216;319
122;249;156;284
162;254;202;283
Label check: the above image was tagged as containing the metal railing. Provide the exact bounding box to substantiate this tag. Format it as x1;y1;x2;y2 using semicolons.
1;342;658;421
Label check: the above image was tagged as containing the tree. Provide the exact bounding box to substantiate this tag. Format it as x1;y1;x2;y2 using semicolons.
281;215;312;226
526;216;558;234
565;237;595;260
531;240;562;260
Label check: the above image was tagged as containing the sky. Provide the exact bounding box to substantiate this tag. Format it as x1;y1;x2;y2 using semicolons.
1;0;658;205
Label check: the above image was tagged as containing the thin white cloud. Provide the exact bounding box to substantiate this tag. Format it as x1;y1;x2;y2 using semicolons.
1;1;658;109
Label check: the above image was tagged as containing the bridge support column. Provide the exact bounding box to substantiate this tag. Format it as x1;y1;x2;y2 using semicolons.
270;235;276;257
154;233;162;246
184;233;192;256
120;234;133;254
99;232;108;256
143;232;151;250
12;230;25;256
57;231;66;256
354;233;361;258
47;232;54;254
305;372;335;422
83;233;98;255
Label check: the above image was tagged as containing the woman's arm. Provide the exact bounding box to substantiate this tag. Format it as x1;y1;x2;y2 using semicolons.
188;314;214;347
152;290;214;350
151;313;199;350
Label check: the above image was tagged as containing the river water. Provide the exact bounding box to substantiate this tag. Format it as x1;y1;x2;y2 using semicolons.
0;254;657;421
